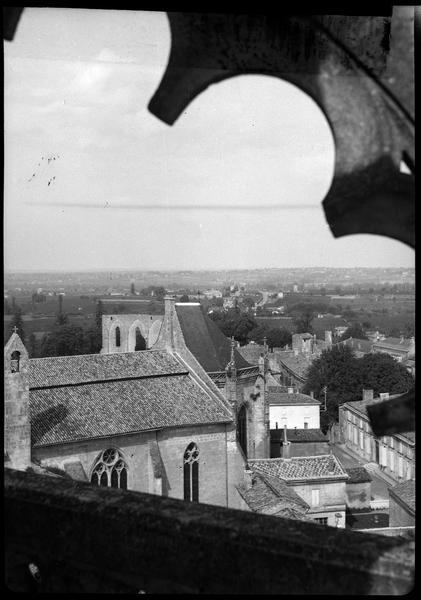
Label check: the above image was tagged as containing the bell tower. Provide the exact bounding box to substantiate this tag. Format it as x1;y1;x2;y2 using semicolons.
4;331;31;470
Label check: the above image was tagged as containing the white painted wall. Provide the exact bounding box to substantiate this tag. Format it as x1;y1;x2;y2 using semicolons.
269;404;320;429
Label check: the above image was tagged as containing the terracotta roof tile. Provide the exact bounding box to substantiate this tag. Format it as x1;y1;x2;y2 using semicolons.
237;472;309;518
389;479;415;514
249;455;348;481
30;374;232;447
29;350;186;388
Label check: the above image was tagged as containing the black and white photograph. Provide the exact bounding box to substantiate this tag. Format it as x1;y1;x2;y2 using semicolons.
4;6;415;593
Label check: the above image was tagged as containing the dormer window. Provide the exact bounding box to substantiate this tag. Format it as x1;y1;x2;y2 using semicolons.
11;350;20;373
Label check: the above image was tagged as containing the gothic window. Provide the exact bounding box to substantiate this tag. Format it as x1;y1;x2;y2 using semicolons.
135;327;146;351
238;405;247;457
183;442;199;502
11;350;20;373
115;327;121;347
91;448;128;489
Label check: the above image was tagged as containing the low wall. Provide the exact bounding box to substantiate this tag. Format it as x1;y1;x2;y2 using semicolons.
5;469;414;594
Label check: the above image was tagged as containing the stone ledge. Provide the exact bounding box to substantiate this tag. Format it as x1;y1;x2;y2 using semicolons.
5;469;414;594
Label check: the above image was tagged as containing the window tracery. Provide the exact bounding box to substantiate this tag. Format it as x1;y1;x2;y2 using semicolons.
91;448;128;489
183;442;199;502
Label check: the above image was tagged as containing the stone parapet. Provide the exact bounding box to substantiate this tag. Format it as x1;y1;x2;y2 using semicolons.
5;469;414;594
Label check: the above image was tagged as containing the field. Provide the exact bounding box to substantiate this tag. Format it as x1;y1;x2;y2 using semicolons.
4;294;164;345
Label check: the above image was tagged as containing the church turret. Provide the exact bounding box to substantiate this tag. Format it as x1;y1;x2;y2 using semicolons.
225;338;237;408
4;331;31;470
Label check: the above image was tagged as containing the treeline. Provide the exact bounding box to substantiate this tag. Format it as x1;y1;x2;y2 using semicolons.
209;308;292;348
303;346;415;431
8;298;106;358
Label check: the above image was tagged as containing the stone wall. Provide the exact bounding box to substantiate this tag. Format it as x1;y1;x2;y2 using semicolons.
5;469;414;594
34;423;232;507
4;334;31;470
292;480;347;527
101;314;163;353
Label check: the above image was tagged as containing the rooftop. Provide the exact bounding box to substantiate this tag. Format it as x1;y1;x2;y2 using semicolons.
269;392;320;406
237;471;309;519
270;428;328;443
29;350;185;388
249;455;348;482
373;337;414;351
174;303;251;372
345;467;372;484
278;354;314;379
30;373;232;447
389;479;415;515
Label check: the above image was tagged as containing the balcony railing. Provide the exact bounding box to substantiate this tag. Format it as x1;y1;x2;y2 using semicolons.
5;469;414;594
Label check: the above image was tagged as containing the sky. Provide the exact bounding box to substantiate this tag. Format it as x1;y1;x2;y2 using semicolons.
4;8;415;272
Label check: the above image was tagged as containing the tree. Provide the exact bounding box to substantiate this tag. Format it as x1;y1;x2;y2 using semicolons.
95;300;106;331
9;306;25;343
40;324;86;357
248;325;291;349
55;294;68;326
359;353;414;396
209;308;257;345
130;282;136;295
302;346;363;424
28;333;38;358
179;294;190;303
343;323;368;340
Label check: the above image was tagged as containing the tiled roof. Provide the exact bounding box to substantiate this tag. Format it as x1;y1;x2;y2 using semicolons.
175;304;251;372
373;337;413;350
389;479;415;514
270;428;328;443
269;392;320;405
236;344;266;365
279;354;314;379
345;467;372;484
30;374;232;447
237;472;309;518
249;455;348;482
29;350;186;388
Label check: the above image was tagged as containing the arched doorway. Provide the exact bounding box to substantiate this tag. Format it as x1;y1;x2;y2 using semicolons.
238;405;247;457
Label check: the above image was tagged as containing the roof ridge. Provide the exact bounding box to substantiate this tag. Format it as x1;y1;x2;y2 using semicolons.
29;348;170;362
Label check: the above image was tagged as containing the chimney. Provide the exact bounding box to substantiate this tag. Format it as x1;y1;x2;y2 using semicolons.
400;335;405;344
325;330;332;346
376;330;380;341
294;349;299;356
288;387;294;394
379;392;389;400
263;336;268;353
362;389;374;402
310;391;314;398
282;425;291;459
